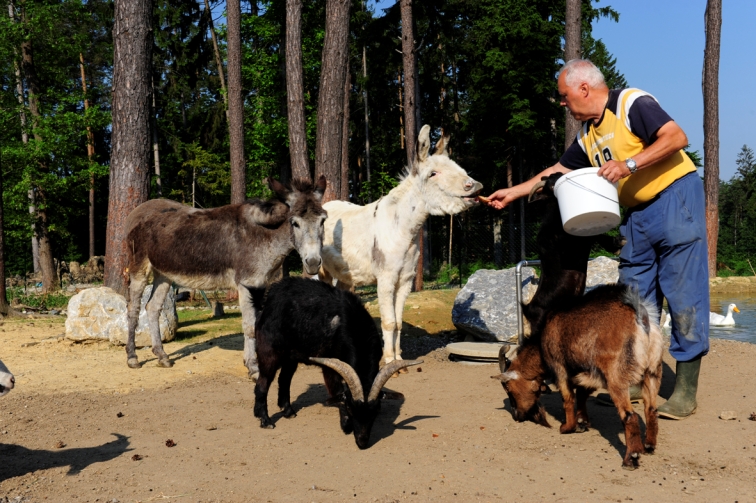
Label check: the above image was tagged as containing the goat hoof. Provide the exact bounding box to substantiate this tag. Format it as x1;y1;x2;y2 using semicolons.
259;420;275;429
280;406;297;418
158;358;173;368
127;358;141;369
397;366;409;374
645;444;656;454
622;463;638;471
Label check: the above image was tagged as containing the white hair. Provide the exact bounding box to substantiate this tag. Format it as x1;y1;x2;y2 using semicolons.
559;59;606;89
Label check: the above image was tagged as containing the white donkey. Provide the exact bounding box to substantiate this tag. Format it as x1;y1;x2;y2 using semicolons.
0;359;14;397
319;125;482;364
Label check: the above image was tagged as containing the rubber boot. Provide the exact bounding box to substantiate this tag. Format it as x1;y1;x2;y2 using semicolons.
595;384;643;406
658;357;701;420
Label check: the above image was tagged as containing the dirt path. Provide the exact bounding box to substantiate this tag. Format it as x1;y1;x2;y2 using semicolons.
1;290;755;502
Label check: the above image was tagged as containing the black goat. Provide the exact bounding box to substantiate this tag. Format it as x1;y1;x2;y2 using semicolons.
253;277;421;449
519;172;624;341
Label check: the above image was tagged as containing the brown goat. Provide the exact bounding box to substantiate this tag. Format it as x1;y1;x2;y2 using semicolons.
493;284;663;470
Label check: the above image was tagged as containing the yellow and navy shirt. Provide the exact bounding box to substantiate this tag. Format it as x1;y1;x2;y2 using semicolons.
559;88;697;208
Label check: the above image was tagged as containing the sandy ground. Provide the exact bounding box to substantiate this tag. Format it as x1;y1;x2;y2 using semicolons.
1;289;756;503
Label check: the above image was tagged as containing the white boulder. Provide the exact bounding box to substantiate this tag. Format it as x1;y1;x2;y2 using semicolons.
65;286;177;347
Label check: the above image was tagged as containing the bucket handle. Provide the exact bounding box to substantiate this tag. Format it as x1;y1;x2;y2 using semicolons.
561;176;619;204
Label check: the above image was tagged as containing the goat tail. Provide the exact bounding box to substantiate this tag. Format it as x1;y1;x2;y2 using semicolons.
621;286;660;336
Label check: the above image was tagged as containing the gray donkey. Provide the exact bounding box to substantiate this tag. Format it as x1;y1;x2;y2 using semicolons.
124;177;327;379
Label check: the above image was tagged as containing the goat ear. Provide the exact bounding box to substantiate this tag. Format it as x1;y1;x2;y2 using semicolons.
414;125;432;170
433;131;450;157
267;177;292;203
313;175;327;201
491;371;519;383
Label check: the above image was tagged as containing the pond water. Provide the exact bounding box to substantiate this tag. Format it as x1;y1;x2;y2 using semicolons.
705;292;756;345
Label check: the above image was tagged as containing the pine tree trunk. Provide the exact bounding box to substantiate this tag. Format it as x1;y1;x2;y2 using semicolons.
227;0;246;203
20;15;56;292
563;0;581;150
340;68;351;200
400;0;418;166
315;0;350;203
9;2;40;274
105;0;153;295
362;46;371;187
151;76;162;197
204;0;227;112
703;0;721;278
400;0;423;291
0;165;10;316
286;0;311;181
79;54;97;258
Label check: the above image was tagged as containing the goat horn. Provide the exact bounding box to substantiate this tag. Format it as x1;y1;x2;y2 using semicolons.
309;357;364;401
528;180;547;202
367;359;423;402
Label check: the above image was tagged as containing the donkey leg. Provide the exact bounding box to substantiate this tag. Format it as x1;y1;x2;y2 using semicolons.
126;273;149;369
376;278;399;364
146;275;173;367
239;285;266;381
392;276;415;362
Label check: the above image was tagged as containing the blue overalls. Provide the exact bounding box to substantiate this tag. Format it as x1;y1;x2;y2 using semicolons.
618;172;710;362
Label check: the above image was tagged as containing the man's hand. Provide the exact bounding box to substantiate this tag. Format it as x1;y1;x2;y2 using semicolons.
597;160;631;184
484;187;522;210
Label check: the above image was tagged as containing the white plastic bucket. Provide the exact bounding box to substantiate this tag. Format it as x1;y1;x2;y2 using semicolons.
553;168;620;236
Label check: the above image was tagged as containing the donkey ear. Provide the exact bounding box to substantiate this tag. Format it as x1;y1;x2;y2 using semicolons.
267;177;292;203
313;175;327;201
415;125;432;167
433;131;451;157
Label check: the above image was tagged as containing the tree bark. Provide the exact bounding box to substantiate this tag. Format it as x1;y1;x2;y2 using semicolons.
400;0;418;166
20;8;56;292
227;0;246;203
79;54;97;258
563;0;581;150
105;0;153;295
314;0;350;203
286;0;310;181
703;0;721;278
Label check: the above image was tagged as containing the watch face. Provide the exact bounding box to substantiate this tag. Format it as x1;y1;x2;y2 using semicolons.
626;159;637;172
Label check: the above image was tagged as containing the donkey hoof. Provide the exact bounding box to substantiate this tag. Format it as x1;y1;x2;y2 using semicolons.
158;358;174;368
622;462;638;471
644;444;656;454
259;420;275;429
127;358;141;369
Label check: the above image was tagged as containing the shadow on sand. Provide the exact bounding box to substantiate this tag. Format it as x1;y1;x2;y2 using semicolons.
0;433;131;482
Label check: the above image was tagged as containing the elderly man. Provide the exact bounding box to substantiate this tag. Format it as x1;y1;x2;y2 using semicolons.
486;59;709;420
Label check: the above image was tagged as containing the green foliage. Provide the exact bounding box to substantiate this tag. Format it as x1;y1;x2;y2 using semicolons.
717;144;756;275
7;287;71;309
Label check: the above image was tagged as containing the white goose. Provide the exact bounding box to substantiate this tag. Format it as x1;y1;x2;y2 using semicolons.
709;303;740;326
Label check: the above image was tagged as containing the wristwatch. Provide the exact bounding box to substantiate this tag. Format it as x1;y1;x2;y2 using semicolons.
625;158;638;174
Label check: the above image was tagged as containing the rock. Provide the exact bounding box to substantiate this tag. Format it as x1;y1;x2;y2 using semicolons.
65;286;177;347
68;261;81;280
452;267;538;342
452;258;620;343
719;411;737;420
585;256;620;290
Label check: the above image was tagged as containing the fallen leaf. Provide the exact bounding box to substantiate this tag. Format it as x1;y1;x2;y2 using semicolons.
432;433;439;438
165;439;176;447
